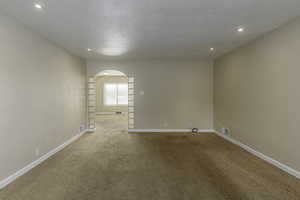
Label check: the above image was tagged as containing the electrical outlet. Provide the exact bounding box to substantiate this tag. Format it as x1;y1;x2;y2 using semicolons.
35;147;40;157
221;128;230;136
192;128;199;133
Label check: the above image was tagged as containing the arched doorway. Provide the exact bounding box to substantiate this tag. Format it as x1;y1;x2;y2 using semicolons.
87;70;134;132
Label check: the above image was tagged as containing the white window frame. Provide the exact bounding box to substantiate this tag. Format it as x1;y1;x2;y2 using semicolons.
103;83;128;106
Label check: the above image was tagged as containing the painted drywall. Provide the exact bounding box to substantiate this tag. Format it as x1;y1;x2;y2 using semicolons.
96;76;128;113
88;60;213;129
0;14;86;181
214;17;300;172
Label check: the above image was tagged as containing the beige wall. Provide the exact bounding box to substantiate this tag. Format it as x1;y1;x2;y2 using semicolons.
88;60;213;129
0;14;86;181
96;76;128;113
214;17;300;172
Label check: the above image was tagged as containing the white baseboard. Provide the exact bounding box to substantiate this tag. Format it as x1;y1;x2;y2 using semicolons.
86;128;96;132
96;112;128;115
128;129;214;133
2;128;298;191
0;130;87;190
214;130;300;179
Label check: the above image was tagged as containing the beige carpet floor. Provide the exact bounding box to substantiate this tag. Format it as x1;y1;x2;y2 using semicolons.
0;114;300;200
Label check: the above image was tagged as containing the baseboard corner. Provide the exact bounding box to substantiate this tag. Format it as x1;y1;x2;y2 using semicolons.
86;128;96;133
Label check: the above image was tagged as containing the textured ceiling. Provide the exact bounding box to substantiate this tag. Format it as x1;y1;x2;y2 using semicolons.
0;0;300;60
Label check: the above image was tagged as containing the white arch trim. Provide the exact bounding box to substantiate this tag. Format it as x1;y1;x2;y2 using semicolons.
87;70;134;132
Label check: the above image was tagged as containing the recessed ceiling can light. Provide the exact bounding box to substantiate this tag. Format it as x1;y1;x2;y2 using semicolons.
34;3;43;10
237;27;244;33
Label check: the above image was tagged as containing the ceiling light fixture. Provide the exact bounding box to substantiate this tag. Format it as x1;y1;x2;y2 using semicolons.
100;33;128;56
101;47;127;56
86;48;92;52
34;3;43;10
210;47;214;51
237;27;244;33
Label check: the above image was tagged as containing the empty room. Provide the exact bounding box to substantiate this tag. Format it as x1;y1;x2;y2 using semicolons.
0;0;300;199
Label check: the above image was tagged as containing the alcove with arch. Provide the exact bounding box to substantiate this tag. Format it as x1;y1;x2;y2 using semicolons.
87;69;135;132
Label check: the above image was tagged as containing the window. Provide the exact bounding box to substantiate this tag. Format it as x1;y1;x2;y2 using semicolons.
104;83;128;106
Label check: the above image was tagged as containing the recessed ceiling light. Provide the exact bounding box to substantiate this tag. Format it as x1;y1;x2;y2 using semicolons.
101;47;127;56
86;48;92;52
100;33;128;56
237;27;244;33
210;47;214;51
34;3;43;10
